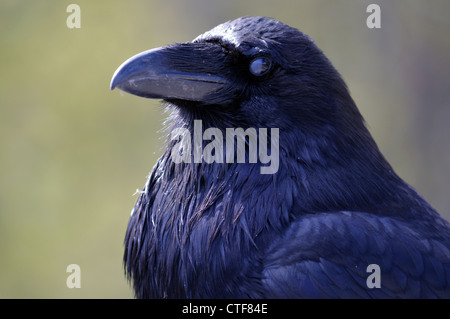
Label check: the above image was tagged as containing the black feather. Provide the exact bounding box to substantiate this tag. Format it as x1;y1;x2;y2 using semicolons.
113;16;450;298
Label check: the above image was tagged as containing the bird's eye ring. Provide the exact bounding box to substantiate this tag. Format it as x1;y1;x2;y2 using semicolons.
249;57;272;76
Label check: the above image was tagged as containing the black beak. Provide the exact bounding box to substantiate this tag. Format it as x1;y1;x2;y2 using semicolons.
110;44;231;103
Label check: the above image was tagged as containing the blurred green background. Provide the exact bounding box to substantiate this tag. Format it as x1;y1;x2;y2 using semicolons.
0;0;449;298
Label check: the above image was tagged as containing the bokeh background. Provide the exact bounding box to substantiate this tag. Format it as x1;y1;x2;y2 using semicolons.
1;0;449;298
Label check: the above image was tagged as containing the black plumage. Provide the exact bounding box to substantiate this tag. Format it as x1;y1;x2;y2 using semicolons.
111;16;450;298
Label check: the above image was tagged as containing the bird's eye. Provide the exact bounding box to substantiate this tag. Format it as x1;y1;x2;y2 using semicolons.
249;57;272;76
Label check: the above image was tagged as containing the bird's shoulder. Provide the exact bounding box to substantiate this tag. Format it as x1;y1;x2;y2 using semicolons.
261;210;450;298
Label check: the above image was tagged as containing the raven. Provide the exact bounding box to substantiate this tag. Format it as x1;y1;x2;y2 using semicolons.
111;16;450;298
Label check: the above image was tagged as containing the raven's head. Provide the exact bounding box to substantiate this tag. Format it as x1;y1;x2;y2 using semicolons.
111;17;363;131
